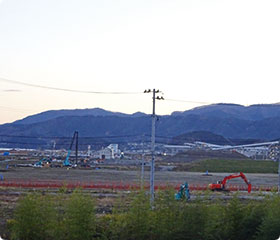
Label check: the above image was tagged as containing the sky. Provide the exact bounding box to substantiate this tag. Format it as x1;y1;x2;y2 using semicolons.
0;0;280;124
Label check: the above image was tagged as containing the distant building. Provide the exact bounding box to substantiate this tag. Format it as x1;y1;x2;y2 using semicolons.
163;144;192;155
99;147;114;160
92;144;121;160
107;144;120;156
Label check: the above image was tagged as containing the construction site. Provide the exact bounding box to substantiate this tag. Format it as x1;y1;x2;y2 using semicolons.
1;141;280;239
1;127;280;189
1;99;280;239
1;119;280;239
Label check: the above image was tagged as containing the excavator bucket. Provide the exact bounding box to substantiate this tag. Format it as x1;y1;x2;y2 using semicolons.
248;183;252;193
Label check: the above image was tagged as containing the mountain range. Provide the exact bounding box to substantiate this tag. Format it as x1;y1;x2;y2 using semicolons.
1;103;280;149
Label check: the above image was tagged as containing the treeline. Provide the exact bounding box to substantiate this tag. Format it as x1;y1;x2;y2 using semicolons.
6;190;280;240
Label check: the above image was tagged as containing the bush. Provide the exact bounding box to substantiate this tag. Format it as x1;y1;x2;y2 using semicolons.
63;190;96;240
10;190;96;240
150;189;180;240
9;189;280;240
11;194;55;240
238;201;265;240
256;196;280;240
120;191;151;240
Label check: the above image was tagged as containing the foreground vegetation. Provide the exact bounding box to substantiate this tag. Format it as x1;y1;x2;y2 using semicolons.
4;189;280;240
176;158;278;173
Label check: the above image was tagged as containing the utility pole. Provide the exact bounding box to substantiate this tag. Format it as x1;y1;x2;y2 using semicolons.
278;155;280;194
75;131;78;165
276;143;280;194
150;89;156;203
52;140;56;157
144;89;164;204
269;143;280;193
141;137;145;188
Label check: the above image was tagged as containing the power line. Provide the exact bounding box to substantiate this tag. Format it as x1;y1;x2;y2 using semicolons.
0;133;172;141
0;105;38;113
0;77;215;103
0;77;143;95
0;139;151;146
164;98;212;105
0;134;146;140
1;133;259;146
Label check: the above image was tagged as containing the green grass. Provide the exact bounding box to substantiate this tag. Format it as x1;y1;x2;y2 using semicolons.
179;159;278;173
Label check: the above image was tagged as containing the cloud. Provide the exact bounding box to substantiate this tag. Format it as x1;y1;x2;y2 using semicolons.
2;89;21;92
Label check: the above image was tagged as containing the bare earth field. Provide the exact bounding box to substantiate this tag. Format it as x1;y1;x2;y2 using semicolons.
1;167;278;187
0;166;279;238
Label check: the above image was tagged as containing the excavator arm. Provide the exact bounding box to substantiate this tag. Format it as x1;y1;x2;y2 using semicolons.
221;172;251;193
209;172;251;193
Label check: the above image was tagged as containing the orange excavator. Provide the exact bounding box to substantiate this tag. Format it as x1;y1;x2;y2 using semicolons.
208;172;252;193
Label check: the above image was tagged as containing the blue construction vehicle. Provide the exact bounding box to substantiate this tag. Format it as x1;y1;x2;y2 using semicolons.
175;182;190;200
63;131;79;167
34;157;52;167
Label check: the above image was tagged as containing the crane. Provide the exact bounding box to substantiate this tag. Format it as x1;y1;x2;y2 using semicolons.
208;172;252;193
63;131;79;167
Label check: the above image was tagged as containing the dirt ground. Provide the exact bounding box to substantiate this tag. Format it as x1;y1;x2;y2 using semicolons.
1;166;279;238
1;167;279;187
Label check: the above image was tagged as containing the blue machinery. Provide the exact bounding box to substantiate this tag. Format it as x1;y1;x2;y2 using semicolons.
175;182;190;200
63;131;79;167
34;157;51;167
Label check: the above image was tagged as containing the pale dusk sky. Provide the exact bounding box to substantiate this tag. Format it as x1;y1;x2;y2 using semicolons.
0;0;279;124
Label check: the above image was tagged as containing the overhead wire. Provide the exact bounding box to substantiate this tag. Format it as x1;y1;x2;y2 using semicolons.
0;105;39;113
164;98;212;105
0;134;153;147
0;77;143;95
0;77;228;148
0;77;220;119
0;139;152;146
0;133;175;147
0;134;148;139
0;138;266;147
0;77;217;103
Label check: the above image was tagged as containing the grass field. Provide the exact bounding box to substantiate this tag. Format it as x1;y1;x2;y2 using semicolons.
175;159;279;173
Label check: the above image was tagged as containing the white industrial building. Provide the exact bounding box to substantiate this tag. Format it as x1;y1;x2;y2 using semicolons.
92;144;121;160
